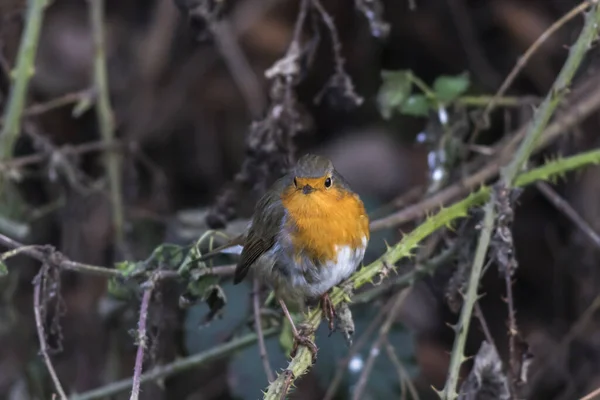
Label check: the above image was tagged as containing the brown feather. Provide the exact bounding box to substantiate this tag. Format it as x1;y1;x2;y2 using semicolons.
233;234;275;284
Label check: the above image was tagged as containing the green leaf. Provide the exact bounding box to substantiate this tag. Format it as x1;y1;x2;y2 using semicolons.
107;276;136;300
0;260;7;277
181;275;227;324
400;94;430;117
377;70;413;119
114;261;138;277
433;72;470;102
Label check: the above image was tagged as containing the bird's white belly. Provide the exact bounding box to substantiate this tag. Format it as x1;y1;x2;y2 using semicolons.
303;236;368;297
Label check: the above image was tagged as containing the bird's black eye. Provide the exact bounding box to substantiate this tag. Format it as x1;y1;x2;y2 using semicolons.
293;178;298;187
324;177;332;188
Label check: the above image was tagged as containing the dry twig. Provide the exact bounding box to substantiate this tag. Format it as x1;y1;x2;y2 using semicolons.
470;0;599;144
33;266;67;400
352;289;410;400
536;181;600;249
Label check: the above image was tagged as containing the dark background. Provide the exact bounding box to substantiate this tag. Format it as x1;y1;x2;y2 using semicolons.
1;0;600;399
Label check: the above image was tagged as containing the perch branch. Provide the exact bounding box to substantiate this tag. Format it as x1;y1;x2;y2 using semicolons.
438;4;600;399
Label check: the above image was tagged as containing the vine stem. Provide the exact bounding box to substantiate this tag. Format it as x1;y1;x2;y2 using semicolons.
438;4;600;399
0;0;48;162
88;0;126;251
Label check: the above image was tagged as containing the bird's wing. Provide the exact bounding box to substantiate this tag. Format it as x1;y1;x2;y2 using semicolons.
233;232;275;284
233;177;288;284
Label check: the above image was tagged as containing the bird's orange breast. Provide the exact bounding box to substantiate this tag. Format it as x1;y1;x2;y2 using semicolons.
280;186;370;264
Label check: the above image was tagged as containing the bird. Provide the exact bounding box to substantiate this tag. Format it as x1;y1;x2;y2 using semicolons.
201;154;370;361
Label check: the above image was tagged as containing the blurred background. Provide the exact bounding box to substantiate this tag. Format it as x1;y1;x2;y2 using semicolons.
2;0;600;399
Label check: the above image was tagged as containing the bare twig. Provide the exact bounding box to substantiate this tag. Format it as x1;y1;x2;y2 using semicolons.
88;0;126;251
352;289;410;400
211;19;266;118
0;89;93;127
130;285;154;400
536;181;600;249
312;0;363;106
580;386;600;400
33;266;67;400
70;327;279;400
0;232;236;279
0;140;122;171
470;0;597;144
254;277;274;382
384;338;420;400
474;302;496;352
322;298;396;400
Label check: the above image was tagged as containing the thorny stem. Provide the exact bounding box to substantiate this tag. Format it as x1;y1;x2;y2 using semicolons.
88;0;126;253
262;145;600;400
501;5;600;186
130;285;154;400
34;267;68;400
70;327;279;400
0;0;48;162
439;200;496;400
439;4;600;399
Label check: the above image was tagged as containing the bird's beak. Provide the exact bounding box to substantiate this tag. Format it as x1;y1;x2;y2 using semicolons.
302;184;314;194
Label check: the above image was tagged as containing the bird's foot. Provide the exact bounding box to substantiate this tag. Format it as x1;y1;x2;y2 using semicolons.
290;323;317;364
321;292;337;336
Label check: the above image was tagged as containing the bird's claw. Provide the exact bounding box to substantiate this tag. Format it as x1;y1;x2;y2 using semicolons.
290;326;318;364
321;292;337;336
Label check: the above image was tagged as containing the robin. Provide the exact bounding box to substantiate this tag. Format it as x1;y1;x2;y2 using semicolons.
202;154;370;361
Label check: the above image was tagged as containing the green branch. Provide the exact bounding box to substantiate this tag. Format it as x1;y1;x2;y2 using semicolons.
439;4;600;399
69;327;279;400
88;0;125;249
263;146;600;399
0;0;48;162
